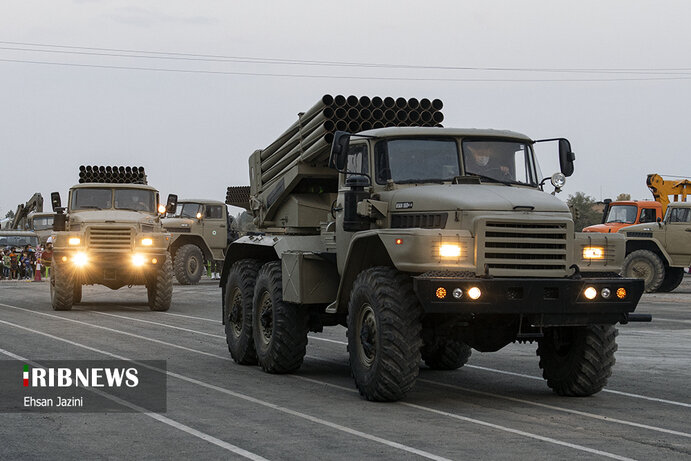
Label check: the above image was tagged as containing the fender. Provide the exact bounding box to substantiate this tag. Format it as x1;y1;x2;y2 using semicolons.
170;235;214;262
625;237;673;266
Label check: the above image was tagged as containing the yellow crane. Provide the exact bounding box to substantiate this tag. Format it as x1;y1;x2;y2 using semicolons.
646;174;690;216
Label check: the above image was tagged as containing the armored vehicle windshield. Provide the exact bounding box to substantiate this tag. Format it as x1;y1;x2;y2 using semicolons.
72;188;157;213
173;202;203;219
32;215;54;230
461;139;538;185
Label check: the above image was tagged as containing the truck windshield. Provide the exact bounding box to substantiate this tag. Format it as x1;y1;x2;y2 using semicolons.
462;140;537;185
72;188;156;213
605;205;637;224
174;203;202;219
32;216;54;230
374;138;459;184
0;235;39;247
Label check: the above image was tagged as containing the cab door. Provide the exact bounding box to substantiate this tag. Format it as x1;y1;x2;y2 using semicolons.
664;207;691;265
335;143;370;274
202;204;227;260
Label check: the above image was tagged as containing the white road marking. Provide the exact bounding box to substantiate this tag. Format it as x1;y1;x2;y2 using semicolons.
0;346;269;461
307;335;691;408
0;312;451;461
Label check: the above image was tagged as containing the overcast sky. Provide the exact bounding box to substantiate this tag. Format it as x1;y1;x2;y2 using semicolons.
1;0;690;219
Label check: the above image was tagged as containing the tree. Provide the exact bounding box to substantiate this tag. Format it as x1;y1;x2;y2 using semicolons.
616;193;631;201
567;192;602;231
5;210;14;219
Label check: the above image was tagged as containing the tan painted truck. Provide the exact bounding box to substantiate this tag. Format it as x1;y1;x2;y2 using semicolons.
620;201;691;292
49;166;177;311
220;95;648;402
162;199;236;284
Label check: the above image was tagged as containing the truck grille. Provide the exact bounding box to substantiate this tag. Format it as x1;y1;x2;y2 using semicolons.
165;227;191;233
391;213;448;229
479;220;570;276
87;227;133;250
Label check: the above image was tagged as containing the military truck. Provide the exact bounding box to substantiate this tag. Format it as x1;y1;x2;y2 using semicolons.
220;95;648;402
620;201;691;292
162;199;236;284
49;166;177;311
27;212;57;244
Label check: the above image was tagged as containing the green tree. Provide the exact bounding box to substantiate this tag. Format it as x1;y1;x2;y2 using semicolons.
5;210;14;219
567;192;602;231
616;193;631;201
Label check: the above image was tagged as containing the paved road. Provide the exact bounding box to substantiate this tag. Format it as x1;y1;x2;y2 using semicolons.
0;276;689;460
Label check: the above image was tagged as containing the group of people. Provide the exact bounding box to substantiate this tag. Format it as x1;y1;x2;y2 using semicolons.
0;242;52;281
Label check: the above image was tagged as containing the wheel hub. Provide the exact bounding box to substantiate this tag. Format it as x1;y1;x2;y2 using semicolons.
631;259;653;283
258;292;273;345
187;256;199;275
228;288;243;336
357;304;377;367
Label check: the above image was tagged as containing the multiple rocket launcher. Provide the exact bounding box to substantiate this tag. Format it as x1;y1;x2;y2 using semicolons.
78;165;148;185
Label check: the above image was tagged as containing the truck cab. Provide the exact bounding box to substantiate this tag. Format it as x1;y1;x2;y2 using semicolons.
583;200;662;233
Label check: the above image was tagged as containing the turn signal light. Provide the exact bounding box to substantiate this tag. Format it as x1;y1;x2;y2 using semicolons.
435;287;447;299
616;288;627;299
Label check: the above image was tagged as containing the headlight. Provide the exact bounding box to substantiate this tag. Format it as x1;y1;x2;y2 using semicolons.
132;254;146;266
68;237;81;246
584;286;598;300
141;238;153;246
582;246;604;259
72;252;88;267
439;244;461;258
551;172;566;188
158;204;167;214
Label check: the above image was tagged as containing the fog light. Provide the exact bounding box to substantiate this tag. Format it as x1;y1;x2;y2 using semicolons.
601;288;611;299
158;204;167;214
584;286;598;300
452;288;463;299
61;256;67;262
467;287;481;300
132;254;146;267
616;288;627;299
72;252;87;267
435;287;447;299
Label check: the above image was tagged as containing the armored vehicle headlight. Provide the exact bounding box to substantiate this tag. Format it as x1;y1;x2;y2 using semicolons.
132;254;146;267
72;252;87;267
141;238;153;246
68;237;81;246
582;246;604;259
584;286;598;300
439;244;461;258
551;173;566;188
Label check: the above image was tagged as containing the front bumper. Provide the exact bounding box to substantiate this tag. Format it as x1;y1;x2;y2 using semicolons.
413;274;646;325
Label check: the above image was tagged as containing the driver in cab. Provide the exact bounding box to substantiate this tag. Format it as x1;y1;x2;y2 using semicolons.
464;142;512;179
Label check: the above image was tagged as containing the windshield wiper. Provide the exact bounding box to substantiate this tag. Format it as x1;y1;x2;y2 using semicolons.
463;173;525;186
117;207;147;212
395;179;444;184
78;205;101;209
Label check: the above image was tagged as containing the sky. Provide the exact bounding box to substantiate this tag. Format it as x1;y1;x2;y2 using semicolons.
1;0;690;219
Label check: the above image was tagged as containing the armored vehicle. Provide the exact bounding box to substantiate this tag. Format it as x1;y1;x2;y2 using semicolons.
621;201;691;292
220;95;648;402
49;166;177;311
162;199;236;284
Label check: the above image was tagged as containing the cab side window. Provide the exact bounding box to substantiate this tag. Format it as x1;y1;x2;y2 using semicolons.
205;205;223;219
668;207;691;223
639;208;656;223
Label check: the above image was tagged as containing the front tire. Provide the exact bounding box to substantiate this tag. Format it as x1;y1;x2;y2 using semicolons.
537;324;617;396
174;244;204;285
657;267;685;293
622;249;665;292
347;267;422;401
252;261;309;374
224;259;262;365
50;262;74;311
421;337;472;370
148;254;173;311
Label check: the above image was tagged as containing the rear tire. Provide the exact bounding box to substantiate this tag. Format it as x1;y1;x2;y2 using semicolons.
50;263;74;311
657;267;685;293
148;254;173;311
622;249;665;292
347;267;422;401
224;259;262;365
174;244;204;285
252;261;309;374
421;338;472;370
537;324;617;396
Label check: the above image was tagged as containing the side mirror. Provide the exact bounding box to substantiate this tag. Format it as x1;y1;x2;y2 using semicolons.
165;194;178;214
558;139;575;177
657;216;663;228
50;192;62;211
329;131;351;171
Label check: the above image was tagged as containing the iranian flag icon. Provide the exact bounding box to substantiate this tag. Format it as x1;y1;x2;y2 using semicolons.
23;365;29;387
